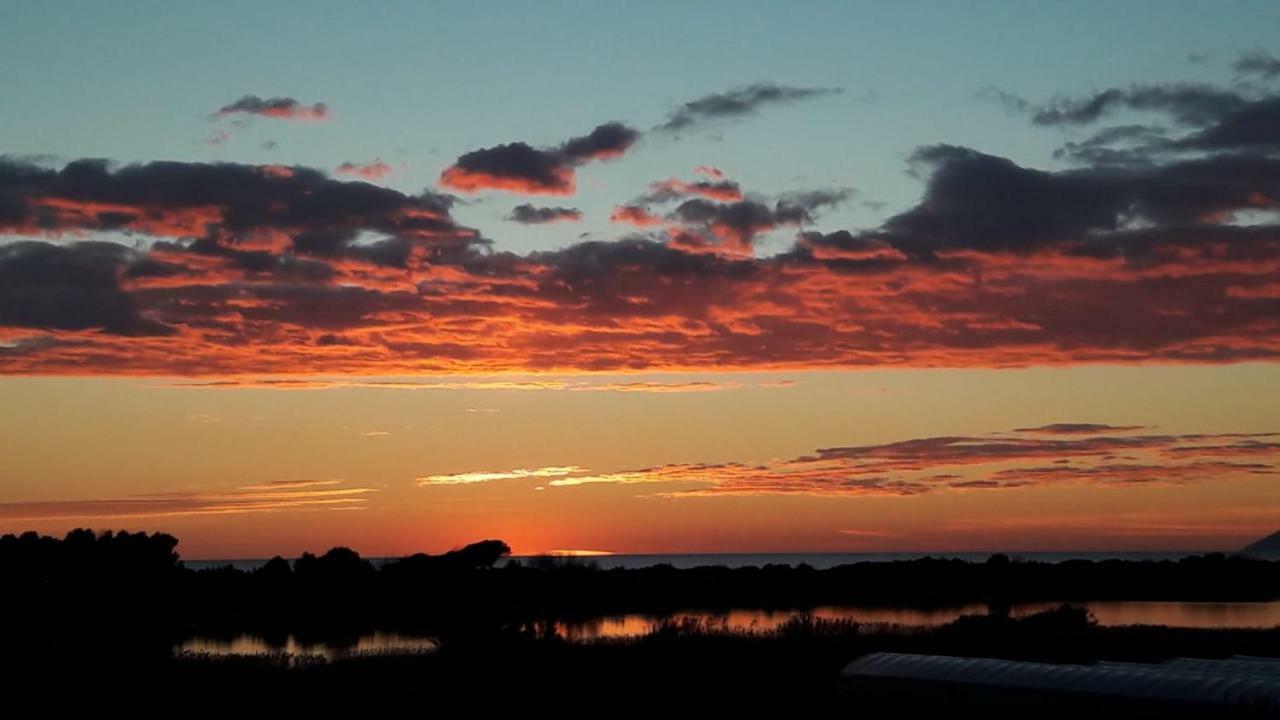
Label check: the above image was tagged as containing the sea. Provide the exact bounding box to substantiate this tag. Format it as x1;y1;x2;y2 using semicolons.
183;550;1211;572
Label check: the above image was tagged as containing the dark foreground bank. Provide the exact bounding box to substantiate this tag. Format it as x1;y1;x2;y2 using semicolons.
17;609;1276;717
6;529;1280;648
5;529;1280;715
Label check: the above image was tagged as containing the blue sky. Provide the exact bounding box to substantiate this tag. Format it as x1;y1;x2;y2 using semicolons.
4;0;1275;253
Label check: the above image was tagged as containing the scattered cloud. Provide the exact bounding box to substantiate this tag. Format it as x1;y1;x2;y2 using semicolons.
609;205;663;227
656;84;843;133
1234;51;1280;79
637;175;743;203
1013;423;1147;435
213;95;330;122
336;160;392;180
439;122;638;195
506;204;583;224
4;68;1280;375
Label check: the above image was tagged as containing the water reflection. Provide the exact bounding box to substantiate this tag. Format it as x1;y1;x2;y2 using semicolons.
554;601;1280;641
1034;601;1280;629
175;631;437;662
175;601;1280;657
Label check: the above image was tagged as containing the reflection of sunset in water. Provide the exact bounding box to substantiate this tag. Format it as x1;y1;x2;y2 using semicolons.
553;601;1280;641
1018;601;1280;630
170;601;1280;656
175;631;437;661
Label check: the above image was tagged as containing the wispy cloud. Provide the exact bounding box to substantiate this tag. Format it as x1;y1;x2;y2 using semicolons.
418;466;585;486
0;479;375;521
655;84;843;133
416;425;1279;498
162;378;771;393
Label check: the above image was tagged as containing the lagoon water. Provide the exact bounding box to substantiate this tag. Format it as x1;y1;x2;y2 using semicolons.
553;600;1280;640
175;631;437;661
176;600;1280;659
176;551;1273;659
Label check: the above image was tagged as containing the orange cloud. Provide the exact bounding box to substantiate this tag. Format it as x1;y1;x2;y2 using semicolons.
645;176;743;202
336;160;392;180
439;163;575;195
609;205;664;227
439;123;637;195
414;426;1280;497
4;153;1280;376
162;378;751;393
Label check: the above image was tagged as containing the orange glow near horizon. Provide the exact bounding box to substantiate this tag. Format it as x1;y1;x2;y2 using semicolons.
2;365;1277;559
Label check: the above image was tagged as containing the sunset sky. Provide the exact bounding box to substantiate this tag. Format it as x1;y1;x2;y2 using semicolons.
2;1;1278;558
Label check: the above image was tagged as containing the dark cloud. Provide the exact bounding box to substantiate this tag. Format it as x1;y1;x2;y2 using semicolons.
776;188;853;213
1052;124;1170;165
439;122;639;195
1030;84;1246;127
5;64;1280;379
880;145;1280;252
1002;81;1280;160
670;198;813;252
656;84;842;133
529;237;749;285
664;188;850;252
637;176;744;204
439;142;573;194
558;122;640;162
0;156;475;268
1234;51;1280;79
792;230;905;262
0;241;171;336
883;145;1128;252
213;95;330;122
506;204;583;224
1013;423;1147;435
1173;96;1280;152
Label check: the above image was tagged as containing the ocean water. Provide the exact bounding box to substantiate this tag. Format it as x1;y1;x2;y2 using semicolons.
183;550;1210;572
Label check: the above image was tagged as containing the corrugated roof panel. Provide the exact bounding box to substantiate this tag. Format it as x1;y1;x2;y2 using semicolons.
841;653;1280;709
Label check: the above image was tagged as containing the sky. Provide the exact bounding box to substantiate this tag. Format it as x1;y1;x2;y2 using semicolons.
1;1;1279;558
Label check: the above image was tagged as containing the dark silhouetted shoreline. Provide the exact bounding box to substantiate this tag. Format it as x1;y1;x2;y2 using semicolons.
5;529;1279;715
